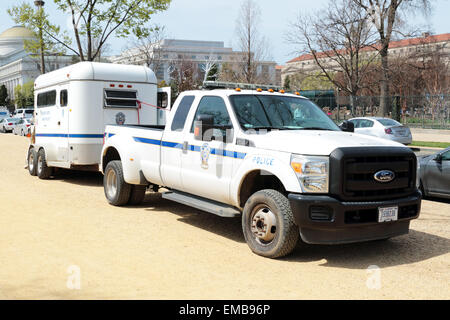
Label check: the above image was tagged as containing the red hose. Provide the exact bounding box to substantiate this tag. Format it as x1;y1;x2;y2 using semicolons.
136;100;168;125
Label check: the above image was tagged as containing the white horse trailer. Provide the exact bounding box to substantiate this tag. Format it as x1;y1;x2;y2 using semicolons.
27;61;171;178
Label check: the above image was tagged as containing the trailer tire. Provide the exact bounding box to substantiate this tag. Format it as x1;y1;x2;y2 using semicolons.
242;189;299;259
128;185;147;205
36;148;53;179
104;160;131;206
27;147;37;176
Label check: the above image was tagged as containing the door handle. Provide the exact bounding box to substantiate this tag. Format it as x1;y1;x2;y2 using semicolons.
182;141;188;153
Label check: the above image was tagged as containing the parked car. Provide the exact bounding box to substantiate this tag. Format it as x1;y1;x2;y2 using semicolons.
419;147;450;199
0;108;9;120
0;117;20;133
13;118;32;136
12;108;34;119
348;117;412;145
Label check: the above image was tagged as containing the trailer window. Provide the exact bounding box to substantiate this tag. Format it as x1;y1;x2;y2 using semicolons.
60;90;68;107
37;90;56;108
104;90;137;108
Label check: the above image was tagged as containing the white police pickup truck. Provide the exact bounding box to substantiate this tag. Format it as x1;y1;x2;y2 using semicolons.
101;83;421;258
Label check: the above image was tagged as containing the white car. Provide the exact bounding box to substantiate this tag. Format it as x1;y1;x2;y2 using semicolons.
348;117;412;145
13;118;32;136
13;108;34;119
0;117;20;133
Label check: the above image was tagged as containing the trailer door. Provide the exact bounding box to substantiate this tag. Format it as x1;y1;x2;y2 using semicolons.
58;86;70;162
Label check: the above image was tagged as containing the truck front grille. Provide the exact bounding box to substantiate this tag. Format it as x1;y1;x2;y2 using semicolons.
330;147;417;202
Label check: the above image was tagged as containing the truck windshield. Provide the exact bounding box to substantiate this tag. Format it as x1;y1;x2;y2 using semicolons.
229;95;339;131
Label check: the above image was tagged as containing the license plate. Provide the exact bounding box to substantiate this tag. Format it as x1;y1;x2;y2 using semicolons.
378;206;398;222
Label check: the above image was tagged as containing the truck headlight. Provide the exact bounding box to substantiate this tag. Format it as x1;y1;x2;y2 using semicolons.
291;155;329;193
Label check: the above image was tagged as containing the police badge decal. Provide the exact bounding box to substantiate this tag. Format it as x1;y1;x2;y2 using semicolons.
200;143;211;169
115;112;126;125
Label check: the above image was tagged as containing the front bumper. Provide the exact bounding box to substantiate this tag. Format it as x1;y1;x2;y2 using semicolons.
288;191;421;244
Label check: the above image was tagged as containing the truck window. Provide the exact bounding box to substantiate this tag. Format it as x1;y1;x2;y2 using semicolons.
60;89;68;107
104;90;137;108
171;95;195;131
37;90;56;108
190;96;231;132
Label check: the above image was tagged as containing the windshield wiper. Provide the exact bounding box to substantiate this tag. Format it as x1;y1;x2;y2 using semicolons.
300;127;333;131
247;126;280;131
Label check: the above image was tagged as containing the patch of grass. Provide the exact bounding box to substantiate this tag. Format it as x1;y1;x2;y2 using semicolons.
411;141;449;148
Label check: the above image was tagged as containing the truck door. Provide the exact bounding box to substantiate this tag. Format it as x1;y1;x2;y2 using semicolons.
180;96;235;203
157;87;172;125
160;95;196;190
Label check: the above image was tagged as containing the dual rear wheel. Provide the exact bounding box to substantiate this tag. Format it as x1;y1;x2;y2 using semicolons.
27;147;52;179
104;160;146;206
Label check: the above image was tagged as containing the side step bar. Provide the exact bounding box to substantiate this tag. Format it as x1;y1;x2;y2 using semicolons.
162;190;241;218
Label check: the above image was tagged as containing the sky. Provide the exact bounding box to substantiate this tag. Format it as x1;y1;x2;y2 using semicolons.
1;0;449;65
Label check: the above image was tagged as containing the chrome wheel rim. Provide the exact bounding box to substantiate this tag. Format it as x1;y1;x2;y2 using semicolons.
251;206;277;244
106;169;117;199
28;152;34;172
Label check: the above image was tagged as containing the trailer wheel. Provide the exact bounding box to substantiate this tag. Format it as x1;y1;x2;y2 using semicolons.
27;147;37;176
104;160;131;206
242;189;299;259
36;148;53;179
128;185;147;205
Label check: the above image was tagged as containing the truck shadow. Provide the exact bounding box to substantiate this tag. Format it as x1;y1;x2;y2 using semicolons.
50;169;103;187
283;229;450;268
143;195;245;243
142;195;449;269
423;196;450;204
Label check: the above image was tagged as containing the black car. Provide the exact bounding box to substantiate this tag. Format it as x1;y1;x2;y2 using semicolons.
419;147;450;199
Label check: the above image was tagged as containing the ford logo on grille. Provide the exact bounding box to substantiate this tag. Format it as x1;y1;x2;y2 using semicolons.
374;170;395;183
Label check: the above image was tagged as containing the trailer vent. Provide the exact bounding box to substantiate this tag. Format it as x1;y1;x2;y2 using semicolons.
104;90;138;108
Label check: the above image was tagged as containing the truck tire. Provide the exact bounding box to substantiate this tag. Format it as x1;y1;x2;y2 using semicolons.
104;160;131;206
128;185;147;205
27;147;37;176
242;189;299;258
36;148;53;179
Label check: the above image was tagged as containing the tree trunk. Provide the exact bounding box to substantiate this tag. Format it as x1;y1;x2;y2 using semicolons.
350;94;355;116
379;51;390;117
39;26;45;74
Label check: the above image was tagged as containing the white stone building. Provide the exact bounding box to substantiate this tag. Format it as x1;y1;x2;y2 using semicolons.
110;39;278;85
0;26;73;102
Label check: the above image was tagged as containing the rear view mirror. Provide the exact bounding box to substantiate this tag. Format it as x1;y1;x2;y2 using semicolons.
339;120;354;133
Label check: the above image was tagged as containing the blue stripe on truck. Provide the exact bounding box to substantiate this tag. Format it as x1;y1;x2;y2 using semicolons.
36;133;104;138
132;136;247;159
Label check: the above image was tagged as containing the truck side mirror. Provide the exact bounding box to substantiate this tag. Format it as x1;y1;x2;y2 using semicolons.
194;114;214;141
339;120;354;133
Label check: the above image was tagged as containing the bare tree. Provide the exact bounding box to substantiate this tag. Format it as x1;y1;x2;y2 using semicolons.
235;0;269;83
168;55;201;95
352;0;432;116
288;0;379;115
125;25;169;72
200;54;219;82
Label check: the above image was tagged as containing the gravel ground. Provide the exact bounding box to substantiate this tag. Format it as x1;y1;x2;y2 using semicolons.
0;134;449;300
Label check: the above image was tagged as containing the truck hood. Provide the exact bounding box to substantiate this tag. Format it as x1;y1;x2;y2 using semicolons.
246;130;407;156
